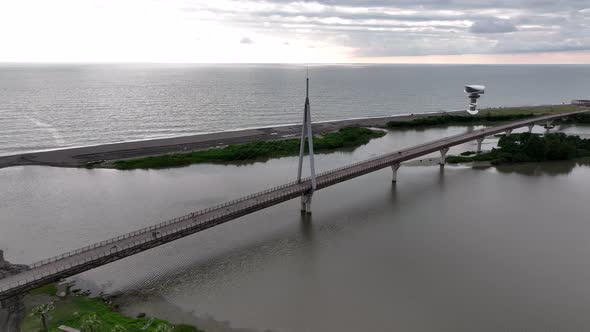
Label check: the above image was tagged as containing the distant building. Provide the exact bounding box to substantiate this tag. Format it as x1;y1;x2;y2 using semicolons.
572;100;590;106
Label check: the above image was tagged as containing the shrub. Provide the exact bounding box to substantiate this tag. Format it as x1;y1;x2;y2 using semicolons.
114;127;386;170
447;133;590;165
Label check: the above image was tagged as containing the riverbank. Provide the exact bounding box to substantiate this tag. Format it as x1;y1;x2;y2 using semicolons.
0;250;29;332
387;105;585;128
20;283;203;332
446;132;590;165
0;111;458;169
113;127;385;170
0;104;580;169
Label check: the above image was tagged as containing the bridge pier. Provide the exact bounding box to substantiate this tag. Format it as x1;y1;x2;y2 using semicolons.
439;147;449;165
544;120;554;130
56;280;70;297
391;163;401;183
301;194;312;214
476;137;485;154
528;124;535;133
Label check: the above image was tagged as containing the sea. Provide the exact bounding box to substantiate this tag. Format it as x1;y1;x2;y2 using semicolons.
1;64;590;156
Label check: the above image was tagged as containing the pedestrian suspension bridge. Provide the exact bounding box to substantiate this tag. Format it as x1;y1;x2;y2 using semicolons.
0;79;587;301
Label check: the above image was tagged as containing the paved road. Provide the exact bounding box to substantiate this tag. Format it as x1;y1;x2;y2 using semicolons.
0;110;586;300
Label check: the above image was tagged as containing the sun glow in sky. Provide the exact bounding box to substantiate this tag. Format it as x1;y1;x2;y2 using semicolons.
2;0;590;63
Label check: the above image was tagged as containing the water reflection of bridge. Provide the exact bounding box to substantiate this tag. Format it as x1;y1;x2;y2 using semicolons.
0;110;587;301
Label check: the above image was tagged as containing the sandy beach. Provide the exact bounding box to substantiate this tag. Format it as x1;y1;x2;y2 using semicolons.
0;111;466;168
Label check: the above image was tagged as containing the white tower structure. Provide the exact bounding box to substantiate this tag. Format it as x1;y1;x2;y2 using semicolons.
297;76;316;214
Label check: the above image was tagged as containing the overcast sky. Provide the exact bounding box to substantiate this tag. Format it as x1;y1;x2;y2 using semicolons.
2;0;590;63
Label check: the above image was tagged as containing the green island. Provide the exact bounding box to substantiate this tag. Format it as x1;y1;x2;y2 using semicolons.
21;283;202;332
109;105;590;170
113;127;386;170
387;105;590;128
446;132;590;165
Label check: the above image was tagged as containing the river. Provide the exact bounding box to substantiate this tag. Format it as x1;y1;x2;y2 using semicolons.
2;124;590;331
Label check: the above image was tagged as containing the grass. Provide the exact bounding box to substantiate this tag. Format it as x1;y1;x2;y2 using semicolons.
386;105;582;128
481;104;578;116
21;287;203;332
27;283;57;297
446;132;590;165
387;112;535;128
113;127;386;170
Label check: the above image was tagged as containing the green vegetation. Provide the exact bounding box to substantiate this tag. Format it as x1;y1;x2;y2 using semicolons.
21;287;203;332
387;112;537;128
31;303;54;332
446;133;590;165
564;112;590;124
480;105;578;116
113;127;386;170
387;105;581;128
28;283;57;297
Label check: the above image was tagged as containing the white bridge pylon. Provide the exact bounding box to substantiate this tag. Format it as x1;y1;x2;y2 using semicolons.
297;77;316;214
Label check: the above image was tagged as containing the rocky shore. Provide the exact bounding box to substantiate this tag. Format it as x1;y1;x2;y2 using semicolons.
0;250;29;332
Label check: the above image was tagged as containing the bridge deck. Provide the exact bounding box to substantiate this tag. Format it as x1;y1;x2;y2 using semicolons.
0;111;587;300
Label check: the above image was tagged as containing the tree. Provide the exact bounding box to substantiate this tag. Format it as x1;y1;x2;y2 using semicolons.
81;313;102;332
31;302;54;332
497;134;521;156
523;134;546;161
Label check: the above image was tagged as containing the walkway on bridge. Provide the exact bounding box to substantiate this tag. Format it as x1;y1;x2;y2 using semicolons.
0;110;587;301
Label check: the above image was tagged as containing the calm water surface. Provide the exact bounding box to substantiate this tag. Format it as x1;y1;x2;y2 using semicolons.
2;125;590;331
2;64;590;156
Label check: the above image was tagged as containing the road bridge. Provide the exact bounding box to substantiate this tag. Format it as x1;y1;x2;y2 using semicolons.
0;110;587;301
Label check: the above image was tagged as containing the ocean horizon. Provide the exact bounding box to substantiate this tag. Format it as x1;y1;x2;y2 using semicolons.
1;63;589;156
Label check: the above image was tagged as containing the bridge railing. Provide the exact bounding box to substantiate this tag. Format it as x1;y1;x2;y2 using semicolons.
19;132;477;274
1;179;312;294
28;178;309;269
28;117;525;271
24;123;512;270
12;111;587;292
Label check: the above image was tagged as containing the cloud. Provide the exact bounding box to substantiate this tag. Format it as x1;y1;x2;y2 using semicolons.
206;0;590;57
470;18;517;33
7;0;590;62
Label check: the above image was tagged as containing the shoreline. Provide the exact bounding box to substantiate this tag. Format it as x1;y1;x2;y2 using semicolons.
20;283;206;332
0;110;467;169
0;105;576;169
0;250;29;332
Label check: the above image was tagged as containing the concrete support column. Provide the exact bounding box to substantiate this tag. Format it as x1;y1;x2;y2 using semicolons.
439;147;450;165
300;194;312;214
545;120;553;129
391;163;401;183
528;124;535;133
505;129;513;136
476;137;485;154
56;280;69;297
